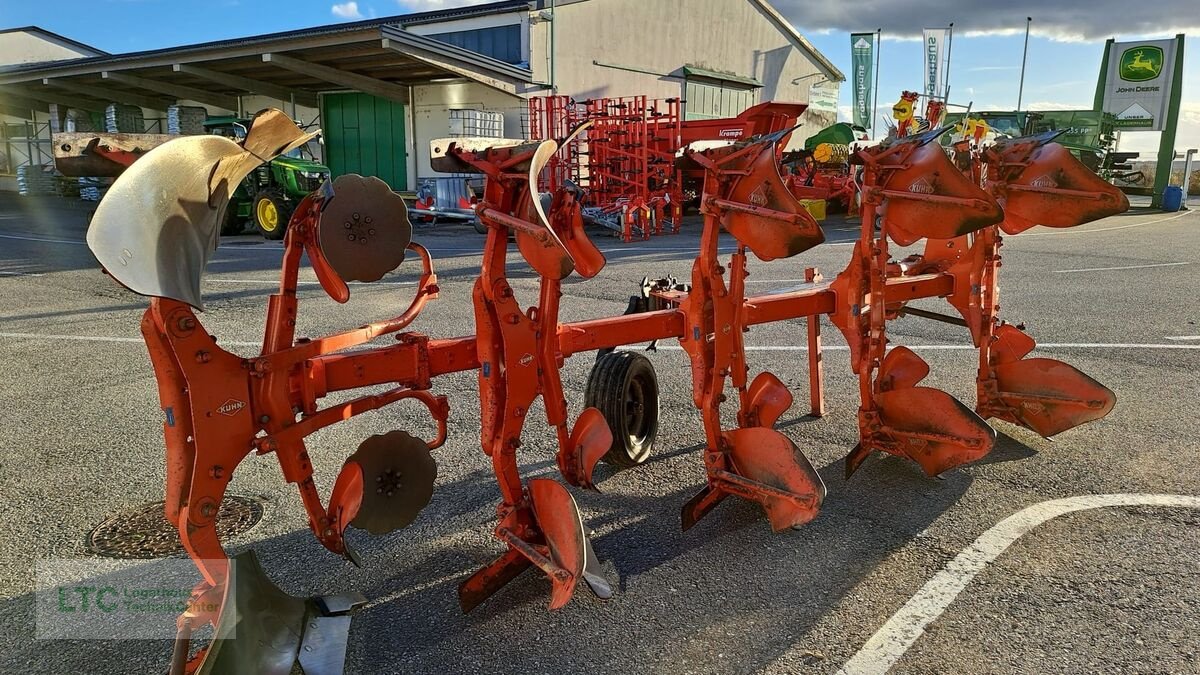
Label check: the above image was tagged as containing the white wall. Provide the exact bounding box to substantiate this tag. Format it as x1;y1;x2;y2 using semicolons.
527;0;838;146
412;81;526;180
0;30;101;67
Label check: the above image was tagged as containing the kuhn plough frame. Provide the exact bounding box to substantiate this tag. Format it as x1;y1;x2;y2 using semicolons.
85;108;1126;674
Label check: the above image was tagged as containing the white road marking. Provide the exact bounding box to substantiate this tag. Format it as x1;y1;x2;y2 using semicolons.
1015;209;1195;237
0;271;44;277
3;331;1198;352
0;232;85;245
0;332;260;347
835;493;1200;675
1052;261;1191;274
636;343;1200;352
1166;335;1200;341
205;278;415;286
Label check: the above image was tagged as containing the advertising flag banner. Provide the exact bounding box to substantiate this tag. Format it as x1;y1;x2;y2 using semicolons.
922;28;949;99
1101;38;1179;130
850;33;875;129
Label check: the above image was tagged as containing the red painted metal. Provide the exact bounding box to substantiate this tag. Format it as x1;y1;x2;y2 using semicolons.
92;105;1131;672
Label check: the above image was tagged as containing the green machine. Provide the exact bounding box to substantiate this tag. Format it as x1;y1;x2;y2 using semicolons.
942;110;1120;173
205;116;331;239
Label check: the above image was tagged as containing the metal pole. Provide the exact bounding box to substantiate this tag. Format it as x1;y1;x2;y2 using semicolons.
550;0;557;93
945;23;955;96
1016;17;1031;111
872;28;881;138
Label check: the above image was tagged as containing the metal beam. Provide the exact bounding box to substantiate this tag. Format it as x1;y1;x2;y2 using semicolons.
2;84;107;112
262;52;410;103
379;35;519;96
41;78;169;111
102;71;238;111
0;92;50;114
173;64;318;108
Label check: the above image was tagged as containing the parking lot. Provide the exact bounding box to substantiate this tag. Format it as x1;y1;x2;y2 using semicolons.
0;193;1197;674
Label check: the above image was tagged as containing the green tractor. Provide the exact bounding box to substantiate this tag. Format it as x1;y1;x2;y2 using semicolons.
205;116;331;239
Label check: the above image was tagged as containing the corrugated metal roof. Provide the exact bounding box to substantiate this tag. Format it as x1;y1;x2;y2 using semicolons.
0;0;530;76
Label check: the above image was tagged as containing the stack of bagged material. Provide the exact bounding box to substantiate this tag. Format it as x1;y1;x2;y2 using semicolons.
17;164;57;195
168;105;208;135
105;104;144;133
78;176;111;201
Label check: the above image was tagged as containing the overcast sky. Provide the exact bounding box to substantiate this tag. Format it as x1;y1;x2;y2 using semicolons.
4;0;1195;154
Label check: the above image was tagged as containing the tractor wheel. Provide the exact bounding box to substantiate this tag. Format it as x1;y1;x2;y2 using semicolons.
585;351;659;468
220;206;245;236
253;189;291;240
473;216;487;234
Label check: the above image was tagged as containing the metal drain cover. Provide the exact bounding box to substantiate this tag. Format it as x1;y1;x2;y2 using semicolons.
86;496;265;559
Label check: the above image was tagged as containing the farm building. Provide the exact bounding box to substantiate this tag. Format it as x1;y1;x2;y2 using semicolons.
0;0;842;193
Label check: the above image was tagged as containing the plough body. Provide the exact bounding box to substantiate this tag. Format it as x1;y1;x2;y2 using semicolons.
85;106;1126;674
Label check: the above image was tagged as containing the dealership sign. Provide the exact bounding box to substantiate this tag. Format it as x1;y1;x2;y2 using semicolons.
922;28;949;100
1101;39;1178;130
850;33;875;129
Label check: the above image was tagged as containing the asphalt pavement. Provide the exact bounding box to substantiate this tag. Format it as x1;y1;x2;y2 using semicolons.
0;193;1197;674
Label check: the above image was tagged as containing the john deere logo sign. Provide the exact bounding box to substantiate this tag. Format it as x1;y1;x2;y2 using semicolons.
1119;46;1163;82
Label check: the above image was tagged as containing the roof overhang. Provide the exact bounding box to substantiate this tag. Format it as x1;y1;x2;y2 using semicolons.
682;65;763;89
0;22;534;112
751;0;845;83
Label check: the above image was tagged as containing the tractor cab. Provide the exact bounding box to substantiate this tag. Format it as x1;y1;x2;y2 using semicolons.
203;115;331;239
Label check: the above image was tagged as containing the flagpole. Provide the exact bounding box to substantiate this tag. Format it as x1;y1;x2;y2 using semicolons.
945;23;955;96
1017;17;1031;110
872;28;881;138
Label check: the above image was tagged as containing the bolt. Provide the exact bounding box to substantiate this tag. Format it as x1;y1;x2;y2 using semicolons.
259;415;270;424
209;466;224;479
352;212;360;220
200;503;217;518
364;216;373;224
178;317;196;331
195;350;211;363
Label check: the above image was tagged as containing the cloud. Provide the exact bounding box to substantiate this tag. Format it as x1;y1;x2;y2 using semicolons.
331;1;364;19
772;1;1200;42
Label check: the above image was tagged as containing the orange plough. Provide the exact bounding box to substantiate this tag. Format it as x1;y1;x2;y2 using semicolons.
84;106;1125;673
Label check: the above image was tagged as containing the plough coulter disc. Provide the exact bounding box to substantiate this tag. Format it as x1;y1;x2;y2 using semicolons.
342;430;437;535
318;174;412;283
194;551;363;675
584;351;660;468
993;358;1117;437
725;427;826;531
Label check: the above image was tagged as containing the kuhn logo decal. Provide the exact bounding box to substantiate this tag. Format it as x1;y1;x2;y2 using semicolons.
1029;174;1058;188
216;399;246;416
749;183;770;206
908;177;935;194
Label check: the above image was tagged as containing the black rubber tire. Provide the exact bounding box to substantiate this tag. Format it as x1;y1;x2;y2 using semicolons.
585;351;659;468
253;189;291;240
219;206;244;236
473;216;487;234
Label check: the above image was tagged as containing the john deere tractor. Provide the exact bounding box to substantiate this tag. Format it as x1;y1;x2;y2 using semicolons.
205;116;331;239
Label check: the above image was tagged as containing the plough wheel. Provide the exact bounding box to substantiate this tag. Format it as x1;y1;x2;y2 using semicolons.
585;351;659;468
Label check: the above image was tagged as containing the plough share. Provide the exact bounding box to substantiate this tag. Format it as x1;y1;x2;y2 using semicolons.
85;108;1126;673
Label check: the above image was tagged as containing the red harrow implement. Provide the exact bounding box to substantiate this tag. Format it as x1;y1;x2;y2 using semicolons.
86;109;1126;673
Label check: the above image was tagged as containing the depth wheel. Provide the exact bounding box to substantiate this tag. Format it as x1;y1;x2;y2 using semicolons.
585;351;659;468
253;188;291;240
